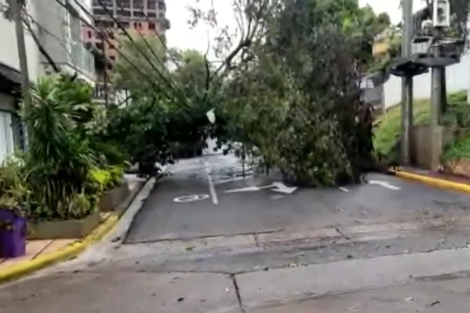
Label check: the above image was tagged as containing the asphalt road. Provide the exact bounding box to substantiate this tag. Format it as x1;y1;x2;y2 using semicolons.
4;154;470;313
126;154;470;243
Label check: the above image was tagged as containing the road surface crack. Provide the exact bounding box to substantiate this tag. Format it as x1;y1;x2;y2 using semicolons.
335;227;351;240
230;274;247;313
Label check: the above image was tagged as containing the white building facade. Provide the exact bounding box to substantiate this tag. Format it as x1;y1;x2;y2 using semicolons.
0;0;95;164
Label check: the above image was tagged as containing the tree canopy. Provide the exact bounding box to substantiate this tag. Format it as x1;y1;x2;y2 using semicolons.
105;0;396;185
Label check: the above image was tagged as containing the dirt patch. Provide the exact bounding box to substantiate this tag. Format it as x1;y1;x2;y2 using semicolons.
443;159;470;178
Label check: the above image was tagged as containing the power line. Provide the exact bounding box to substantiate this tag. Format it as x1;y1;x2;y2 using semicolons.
53;0;170;98
115;1;177;71
121;1;182;70
87;0;192;107
114;1;171;75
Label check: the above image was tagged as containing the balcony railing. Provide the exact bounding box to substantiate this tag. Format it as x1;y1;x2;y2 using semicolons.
67;41;95;77
93;83;131;106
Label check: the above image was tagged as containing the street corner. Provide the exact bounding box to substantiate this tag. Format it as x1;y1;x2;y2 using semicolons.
0;214;117;284
0;178;152;284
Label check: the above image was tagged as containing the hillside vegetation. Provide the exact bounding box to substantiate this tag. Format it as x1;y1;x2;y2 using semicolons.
373;91;470;162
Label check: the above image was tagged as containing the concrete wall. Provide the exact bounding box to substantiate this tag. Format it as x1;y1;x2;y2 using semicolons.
34;0;69;65
0;1;41;81
383;52;470;108
411;125;470;169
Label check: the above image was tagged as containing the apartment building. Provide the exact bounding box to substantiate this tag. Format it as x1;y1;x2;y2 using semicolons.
0;0;96;163
81;0;170;104
0;0;41;163
35;0;95;84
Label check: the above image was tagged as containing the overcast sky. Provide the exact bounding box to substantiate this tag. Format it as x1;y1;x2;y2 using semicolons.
83;0;426;56
165;0;426;55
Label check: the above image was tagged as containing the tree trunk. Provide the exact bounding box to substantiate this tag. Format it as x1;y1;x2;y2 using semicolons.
440;67;447;114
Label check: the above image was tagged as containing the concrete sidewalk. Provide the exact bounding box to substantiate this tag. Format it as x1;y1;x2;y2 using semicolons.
250;276;470;313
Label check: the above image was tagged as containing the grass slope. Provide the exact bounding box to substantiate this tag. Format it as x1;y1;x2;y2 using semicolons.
373;90;470;161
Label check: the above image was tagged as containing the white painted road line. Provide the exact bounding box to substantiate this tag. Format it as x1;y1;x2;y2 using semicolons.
204;161;219;204
339;187;350;192
369;180;401;190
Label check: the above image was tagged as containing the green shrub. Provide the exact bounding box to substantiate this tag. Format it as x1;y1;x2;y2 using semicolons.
88;167;112;192
443;135;470;162
0;157;29;214
23;76;97;221
108;166;124;188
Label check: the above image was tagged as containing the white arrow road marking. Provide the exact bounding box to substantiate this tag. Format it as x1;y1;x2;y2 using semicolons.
224;182;298;194
339;187;350;192
224;184;274;193
271;182;298;194
369;180;401;190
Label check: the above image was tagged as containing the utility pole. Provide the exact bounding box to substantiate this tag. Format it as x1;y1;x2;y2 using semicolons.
12;0;30;108
401;0;414;165
430;0;451;171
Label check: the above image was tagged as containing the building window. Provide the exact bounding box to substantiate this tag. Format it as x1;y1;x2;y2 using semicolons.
95;20;114;28
88;30;92;38
158;1;165;10
147;12;156;18
96;42;104;50
109;43;116;50
92;8;106;16
117;10;131;17
133;0;143;9
148;0;157;10
116;0;130;8
0;112;14;164
149;23;155;30
110;55;116;61
158;12;164;18
133;10;145;17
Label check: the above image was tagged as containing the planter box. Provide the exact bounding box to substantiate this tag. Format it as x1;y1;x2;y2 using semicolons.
0;208;27;258
98;180;130;212
27;211;100;240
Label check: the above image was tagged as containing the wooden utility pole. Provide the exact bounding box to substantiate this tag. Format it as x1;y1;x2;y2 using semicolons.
401;0;414;165
12;0;30;107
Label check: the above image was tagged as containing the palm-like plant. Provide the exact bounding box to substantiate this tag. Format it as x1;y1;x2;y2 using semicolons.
22;76;97;220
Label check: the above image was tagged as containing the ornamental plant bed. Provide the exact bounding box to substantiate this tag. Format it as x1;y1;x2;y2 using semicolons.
98;180;130;212
27;211;101;240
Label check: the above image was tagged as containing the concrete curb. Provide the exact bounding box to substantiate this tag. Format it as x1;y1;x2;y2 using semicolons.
0;179;149;284
0;214;118;284
395;170;470;193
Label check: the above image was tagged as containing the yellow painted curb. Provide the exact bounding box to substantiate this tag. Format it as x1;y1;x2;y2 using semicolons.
395;170;470;194
0;213;119;283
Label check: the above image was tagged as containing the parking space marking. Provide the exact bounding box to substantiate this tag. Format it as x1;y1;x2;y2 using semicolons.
174;194;210;203
204;161;219;204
